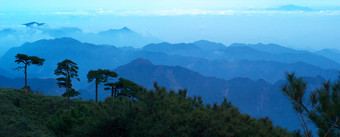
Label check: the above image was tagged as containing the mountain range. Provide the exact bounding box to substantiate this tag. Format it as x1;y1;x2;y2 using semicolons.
114;58;325;131
143;41;340;70
0;22;160;55
0;57;325;131
0;37;338;84
0;35;339;133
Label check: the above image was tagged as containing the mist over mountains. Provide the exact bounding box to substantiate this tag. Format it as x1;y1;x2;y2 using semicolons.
0;22;160;55
0;24;339;133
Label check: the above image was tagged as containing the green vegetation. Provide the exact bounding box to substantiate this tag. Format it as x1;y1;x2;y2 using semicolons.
87;69;118;102
0;84;294;137
282;73;340;137
14;53;45;95
55;59;80;100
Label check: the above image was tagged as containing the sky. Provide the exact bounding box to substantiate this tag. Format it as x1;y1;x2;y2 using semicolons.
1;0;340;50
1;0;340;11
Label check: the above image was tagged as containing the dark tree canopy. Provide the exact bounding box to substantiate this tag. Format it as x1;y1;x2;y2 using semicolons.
54;59;80;99
87;69;118;102
15;54;45;67
87;69;118;84
104;78;143;98
45;83;294;137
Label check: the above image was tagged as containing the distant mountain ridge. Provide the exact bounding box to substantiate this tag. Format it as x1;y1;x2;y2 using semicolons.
0;37;338;84
266;5;314;11
0;23;160;55
23;22;45;27
315;49;340;64
143;41;340;70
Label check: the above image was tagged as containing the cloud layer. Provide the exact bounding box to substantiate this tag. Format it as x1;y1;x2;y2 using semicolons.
48;9;340;16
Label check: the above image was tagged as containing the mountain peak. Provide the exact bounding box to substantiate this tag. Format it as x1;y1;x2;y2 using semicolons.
23;37;82;47
53;37;81;43
267;4;313;11
128;58;154;66
121;27;131;31
23;22;45;27
193;40;226;50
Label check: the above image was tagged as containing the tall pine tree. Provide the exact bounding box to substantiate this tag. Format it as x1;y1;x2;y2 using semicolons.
54;59;80;101
14;53;45;95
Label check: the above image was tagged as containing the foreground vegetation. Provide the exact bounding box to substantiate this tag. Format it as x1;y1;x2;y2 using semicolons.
6;53;338;136
282;73;339;137
0;86;294;137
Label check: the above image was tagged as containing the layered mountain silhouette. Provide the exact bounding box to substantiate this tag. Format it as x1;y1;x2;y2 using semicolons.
0;23;160;56
113;58;325;131
143;42;340;69
0;38;338;84
315;49;340;64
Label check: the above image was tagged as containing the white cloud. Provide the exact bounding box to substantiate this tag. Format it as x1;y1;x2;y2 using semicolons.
115;9;235;16
95;8;115;14
52;11;89;15
46;9;340;16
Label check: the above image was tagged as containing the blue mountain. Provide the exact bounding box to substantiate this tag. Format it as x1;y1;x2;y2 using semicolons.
143;41;340;70
315;49;340;64
0;38;338;84
266;5;314;11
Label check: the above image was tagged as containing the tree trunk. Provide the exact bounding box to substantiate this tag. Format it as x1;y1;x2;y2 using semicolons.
66;67;70;108
66;87;70;109
24;65;28;95
95;83;98;103
114;87;117;98
111;87;114;97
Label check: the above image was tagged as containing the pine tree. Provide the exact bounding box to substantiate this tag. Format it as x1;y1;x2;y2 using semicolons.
282;72;339;137
104;82;118;97
87;69;117;102
14;53;45;95
54;59;80;101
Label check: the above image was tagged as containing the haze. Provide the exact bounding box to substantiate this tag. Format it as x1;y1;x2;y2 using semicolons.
1;0;340;50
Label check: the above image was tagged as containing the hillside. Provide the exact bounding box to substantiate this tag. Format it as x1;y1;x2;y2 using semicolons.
114;58;330;131
0;88;294;137
0;88;77;136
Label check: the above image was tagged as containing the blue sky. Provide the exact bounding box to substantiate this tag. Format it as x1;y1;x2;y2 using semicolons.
1;0;340;11
1;0;340;50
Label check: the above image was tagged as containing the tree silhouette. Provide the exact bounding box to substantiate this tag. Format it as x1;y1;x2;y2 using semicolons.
54;59;80;101
14;53;45;95
87;69;117;102
104;82;118;98
282;72;339;137
116;78;143;98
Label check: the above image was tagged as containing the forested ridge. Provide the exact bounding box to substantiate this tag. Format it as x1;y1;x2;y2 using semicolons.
0;86;294;137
